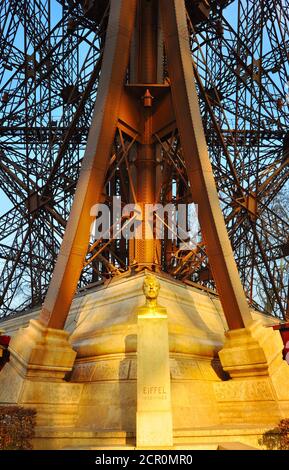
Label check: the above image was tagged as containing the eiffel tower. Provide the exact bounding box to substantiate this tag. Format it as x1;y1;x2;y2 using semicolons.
1;0;289;450
37;0;252;331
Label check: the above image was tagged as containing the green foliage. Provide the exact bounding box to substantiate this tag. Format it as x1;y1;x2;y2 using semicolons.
259;419;289;450
0;406;36;450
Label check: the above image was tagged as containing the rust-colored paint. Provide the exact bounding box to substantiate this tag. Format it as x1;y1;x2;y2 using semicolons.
39;0;138;329
39;0;253;332
160;0;252;329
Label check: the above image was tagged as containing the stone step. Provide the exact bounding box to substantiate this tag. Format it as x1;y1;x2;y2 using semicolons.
33;425;266;450
63;442;256;451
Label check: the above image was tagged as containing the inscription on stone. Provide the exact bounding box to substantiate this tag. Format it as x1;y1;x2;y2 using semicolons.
90;359;130;381
72;363;95;382
142;386;168;400
214;380;274;402
170;359;202;380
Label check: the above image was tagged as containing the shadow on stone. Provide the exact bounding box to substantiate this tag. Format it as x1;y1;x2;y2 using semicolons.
0;349;10;373
119;334;137;446
210;358;230;381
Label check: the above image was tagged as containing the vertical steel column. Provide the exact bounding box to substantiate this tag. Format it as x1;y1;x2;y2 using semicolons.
134;0;159;267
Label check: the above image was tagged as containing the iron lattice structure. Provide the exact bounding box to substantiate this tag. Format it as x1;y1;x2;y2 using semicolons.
0;0;288;319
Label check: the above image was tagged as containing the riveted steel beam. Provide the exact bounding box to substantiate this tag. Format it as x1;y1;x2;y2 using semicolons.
160;0;252;329
39;0;137;329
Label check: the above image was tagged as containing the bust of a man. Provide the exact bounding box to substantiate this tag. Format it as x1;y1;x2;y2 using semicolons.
137;274;167;318
143;274;160;309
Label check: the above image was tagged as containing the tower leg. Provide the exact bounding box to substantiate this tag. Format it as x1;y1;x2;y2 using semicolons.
38;0;137;330
160;0;252;330
0;0;137;383
160;4;289;422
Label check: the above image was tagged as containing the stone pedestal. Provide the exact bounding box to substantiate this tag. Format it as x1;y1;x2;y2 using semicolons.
8;319;77;381
136;304;173;448
0;272;288;449
219;320;284;378
0;319;79;421
216;320;289;425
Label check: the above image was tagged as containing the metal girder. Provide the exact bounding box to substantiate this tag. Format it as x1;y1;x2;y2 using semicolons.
39;0;138;328
0;1;288;321
160;0;252;329
35;0;252;332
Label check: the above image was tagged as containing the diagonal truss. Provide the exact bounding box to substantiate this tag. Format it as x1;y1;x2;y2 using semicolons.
0;0;288;321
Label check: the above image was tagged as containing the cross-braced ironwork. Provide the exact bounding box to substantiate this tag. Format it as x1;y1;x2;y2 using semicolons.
0;0;288;320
